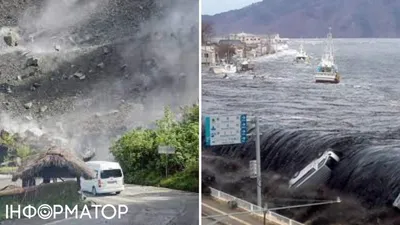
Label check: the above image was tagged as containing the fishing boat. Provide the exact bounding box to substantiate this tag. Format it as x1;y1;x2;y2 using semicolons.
295;43;310;63
209;62;237;74
315;28;340;84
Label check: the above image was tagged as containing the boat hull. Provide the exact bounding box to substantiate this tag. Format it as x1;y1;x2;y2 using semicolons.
315;73;340;84
209;66;237;75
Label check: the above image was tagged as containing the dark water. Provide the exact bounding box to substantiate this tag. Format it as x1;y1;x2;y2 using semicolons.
202;39;400;207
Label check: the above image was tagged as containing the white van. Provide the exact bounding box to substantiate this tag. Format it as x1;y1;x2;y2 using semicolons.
81;161;125;195
289;150;340;189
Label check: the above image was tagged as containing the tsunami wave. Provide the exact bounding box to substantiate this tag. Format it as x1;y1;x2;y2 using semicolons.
203;127;400;208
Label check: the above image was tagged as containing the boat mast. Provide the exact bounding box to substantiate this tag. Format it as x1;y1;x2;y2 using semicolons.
327;27;334;63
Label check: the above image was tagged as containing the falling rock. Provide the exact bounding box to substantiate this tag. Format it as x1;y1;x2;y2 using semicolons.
97;62;105;69
6;86;12;93
40;106;48;113
103;47;109;54
24;102;33;109
26;57;39;67
54;44;61;51
3;31;18;46
25;115;33;121
0;129;10;139
73;72;86;80
17;76;22;80
33;83;41;88
120;64;127;70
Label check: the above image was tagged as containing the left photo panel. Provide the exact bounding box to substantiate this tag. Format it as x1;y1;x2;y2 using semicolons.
0;0;199;225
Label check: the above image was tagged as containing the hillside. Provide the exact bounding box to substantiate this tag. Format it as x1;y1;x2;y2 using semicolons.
0;0;198;160
202;0;400;38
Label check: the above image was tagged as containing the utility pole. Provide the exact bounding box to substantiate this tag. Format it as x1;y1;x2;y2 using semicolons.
255;116;262;208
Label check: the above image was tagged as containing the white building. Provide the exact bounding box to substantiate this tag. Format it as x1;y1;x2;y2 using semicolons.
201;45;217;65
228;32;266;45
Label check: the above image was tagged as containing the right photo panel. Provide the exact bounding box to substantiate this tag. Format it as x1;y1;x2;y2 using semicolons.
201;1;400;225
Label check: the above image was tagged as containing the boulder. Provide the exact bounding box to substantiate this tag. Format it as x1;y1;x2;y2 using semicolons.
26;57;39;67
73;72;86;80
40;106;48;113
97;62;105;69
24;102;33;109
3;31;18;46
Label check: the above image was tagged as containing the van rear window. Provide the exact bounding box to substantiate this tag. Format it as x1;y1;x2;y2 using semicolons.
101;169;122;178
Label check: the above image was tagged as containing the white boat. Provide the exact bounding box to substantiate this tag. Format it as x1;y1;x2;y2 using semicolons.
295;43;310;63
315;28;340;83
209;63;237;74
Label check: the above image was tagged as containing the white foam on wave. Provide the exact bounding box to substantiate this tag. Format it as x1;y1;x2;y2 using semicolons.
252;49;298;63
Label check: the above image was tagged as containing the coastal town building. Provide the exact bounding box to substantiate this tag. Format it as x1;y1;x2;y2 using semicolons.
201;45;218;65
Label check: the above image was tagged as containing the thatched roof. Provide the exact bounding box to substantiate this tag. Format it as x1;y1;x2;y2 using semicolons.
0;185;25;196
12;146;95;181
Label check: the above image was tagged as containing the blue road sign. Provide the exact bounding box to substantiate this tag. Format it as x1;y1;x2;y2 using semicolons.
204;115;248;146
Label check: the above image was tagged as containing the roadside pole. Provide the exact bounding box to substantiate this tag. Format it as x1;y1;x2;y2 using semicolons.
263;203;268;225
158;146;175;178
166;154;168;177
255;116;262;208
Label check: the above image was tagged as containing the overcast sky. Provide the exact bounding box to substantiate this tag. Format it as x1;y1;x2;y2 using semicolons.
202;0;261;15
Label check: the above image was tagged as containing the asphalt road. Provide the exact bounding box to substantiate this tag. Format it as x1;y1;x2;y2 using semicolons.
0;175;199;225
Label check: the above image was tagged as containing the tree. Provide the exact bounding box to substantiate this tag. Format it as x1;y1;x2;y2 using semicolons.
202;22;214;44
110;104;199;192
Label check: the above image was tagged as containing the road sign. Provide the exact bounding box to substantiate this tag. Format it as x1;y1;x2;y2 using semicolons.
158;146;175;154
249;160;257;178
204;114;247;146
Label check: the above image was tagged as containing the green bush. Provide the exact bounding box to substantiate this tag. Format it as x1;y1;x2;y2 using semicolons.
111;104;199;192
15;145;31;160
160;161;199;192
0;131;34;164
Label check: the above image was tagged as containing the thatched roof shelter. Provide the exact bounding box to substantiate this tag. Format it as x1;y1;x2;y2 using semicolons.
12;146;95;182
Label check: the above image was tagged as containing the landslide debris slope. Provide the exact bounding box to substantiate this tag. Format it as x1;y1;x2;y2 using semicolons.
0;0;199;159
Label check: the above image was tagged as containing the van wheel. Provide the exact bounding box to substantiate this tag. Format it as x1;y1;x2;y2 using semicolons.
92;187;97;196
115;191;121;195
